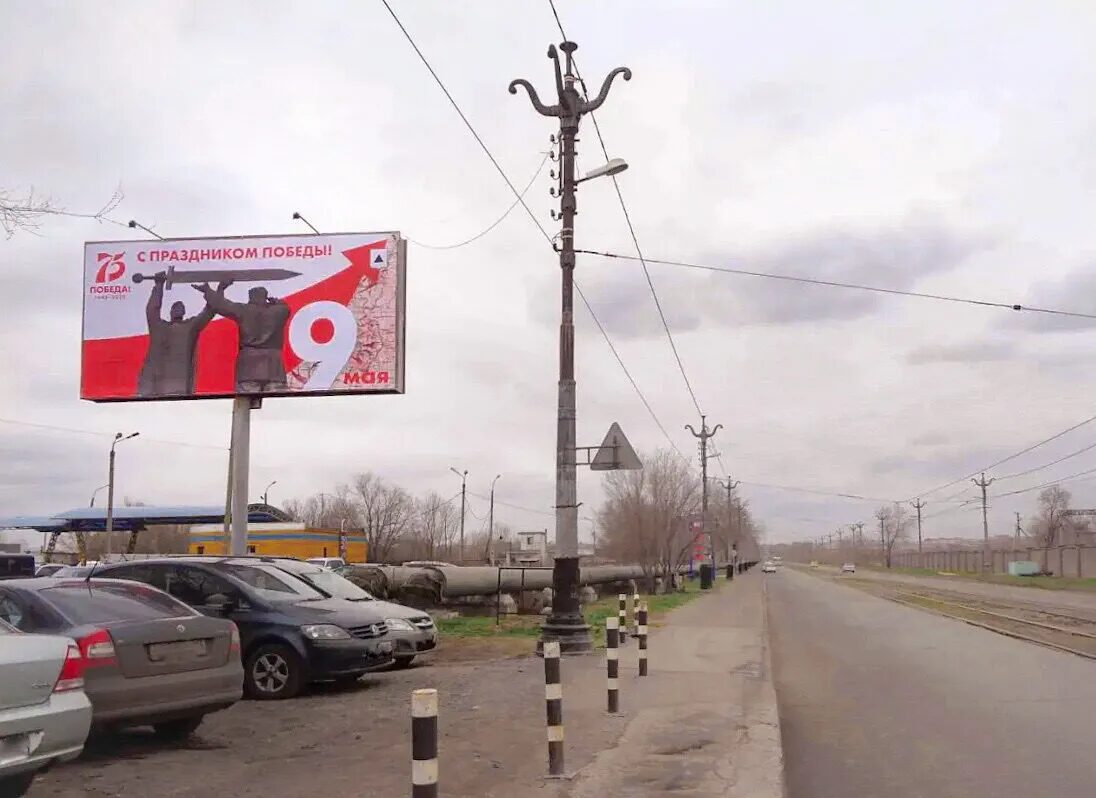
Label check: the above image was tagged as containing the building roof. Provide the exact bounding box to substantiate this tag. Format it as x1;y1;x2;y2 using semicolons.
0;503;291;533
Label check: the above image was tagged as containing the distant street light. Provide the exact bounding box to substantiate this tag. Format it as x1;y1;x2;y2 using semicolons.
488;474;502;561
89;484;109;508
262;480;278;506
105;432;139;560
450;467;468;562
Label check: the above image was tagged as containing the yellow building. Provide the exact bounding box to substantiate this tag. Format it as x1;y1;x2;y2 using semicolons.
188;522;368;562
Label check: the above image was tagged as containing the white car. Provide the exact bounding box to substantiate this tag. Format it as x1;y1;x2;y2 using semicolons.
305;557;347;570
761;561;777;573
842;563;856;574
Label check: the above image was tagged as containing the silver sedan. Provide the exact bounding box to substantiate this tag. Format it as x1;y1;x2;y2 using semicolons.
0;619;92;797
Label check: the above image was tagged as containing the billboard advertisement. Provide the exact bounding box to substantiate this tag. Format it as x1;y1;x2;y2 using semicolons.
81;232;405;401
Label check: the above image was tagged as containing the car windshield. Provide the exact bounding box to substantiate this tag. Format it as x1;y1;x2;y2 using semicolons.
41;581;193;624
218;563;327;602
52;565;93;578
276;562;375;601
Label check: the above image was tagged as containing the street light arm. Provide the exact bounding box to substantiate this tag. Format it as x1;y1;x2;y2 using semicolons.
508;79;557;117
581;66;632;114
684;424;698;436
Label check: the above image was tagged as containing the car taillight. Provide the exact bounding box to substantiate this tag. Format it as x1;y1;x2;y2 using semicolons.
229;624;240;654
54;644;86;692
78;628;117;668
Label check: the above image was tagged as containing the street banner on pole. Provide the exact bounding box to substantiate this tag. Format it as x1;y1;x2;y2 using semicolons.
81;232;405;400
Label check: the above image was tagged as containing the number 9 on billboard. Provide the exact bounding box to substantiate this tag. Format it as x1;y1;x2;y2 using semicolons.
289;301;357;390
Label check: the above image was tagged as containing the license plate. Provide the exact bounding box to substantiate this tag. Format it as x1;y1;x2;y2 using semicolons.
149;639;208;662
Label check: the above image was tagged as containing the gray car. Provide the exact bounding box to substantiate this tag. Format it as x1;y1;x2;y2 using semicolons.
0;619;92;797
272;559;438;668
0;578;242;737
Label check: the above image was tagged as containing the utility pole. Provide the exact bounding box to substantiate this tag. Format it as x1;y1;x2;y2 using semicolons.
686;415;723;586
1015;512;1023;540
972;472;995;572
715;477;739;574
510;41;631;653
911;498;926;554
488;474;501;563
105;432;139;561
450;467;468;563
875;508;888;567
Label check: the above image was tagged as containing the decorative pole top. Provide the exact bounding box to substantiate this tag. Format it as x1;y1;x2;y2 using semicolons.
508;40;631;125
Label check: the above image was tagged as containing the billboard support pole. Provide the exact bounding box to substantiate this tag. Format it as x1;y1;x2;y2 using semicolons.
229;397;254;556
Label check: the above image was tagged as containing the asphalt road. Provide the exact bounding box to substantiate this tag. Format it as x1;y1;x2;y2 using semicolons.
768;568;1096;798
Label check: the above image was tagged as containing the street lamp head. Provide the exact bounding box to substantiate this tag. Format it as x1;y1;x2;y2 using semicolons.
450;467;468;480
578;158;628;183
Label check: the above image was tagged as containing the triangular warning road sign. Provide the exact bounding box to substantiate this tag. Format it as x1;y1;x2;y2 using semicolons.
590;422;643;471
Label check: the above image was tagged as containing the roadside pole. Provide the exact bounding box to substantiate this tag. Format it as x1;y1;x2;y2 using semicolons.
230;397;256;556
972;473;995;573
687;416;722;588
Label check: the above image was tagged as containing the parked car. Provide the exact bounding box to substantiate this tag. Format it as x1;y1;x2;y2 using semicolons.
47;564;97;578
809;561;820;569
761;561;777;573
0;578;242;737
841;563;857;574
305;557;346;570
271;558;437;669
0;555;36;581
0;619;92;797
97;558;396;699
34;563;66;578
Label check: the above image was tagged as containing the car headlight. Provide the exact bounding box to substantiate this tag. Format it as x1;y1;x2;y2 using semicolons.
385;618;415;632
301;624;352;640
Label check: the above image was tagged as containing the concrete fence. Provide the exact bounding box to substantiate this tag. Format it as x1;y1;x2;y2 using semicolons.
893;545;1096;577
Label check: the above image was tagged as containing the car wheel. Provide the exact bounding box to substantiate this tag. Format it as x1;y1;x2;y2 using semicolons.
0;771;36;797
153;715;204;740
392;656;415;670
245;643;304;700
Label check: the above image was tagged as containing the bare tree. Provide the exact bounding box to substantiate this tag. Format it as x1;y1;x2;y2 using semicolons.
348;472;412;563
1;186;123;238
403;492;458;562
1033;486;1073;551
874;504;908;568
597;449;702;581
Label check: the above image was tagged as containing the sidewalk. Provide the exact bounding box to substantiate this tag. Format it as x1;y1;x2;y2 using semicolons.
554;572;786;797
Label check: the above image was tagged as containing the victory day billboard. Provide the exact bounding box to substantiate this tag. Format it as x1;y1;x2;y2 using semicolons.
81;232;405;401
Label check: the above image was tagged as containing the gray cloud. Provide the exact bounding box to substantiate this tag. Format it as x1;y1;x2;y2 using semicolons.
906;340;1017;365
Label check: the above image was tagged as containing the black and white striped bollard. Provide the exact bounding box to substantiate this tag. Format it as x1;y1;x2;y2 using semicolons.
632;590;640;637
638;602;649;677
617;593;628;643
411;688;438;798
543;641;565;776
606;616;620;713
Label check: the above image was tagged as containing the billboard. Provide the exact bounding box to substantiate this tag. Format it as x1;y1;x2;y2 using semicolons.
81;232;405;401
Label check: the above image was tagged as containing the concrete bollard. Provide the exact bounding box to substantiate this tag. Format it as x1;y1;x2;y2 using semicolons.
411;689;439;798
606;617;620;713
638;602;648;677
543;641;565;776
617;593;628;644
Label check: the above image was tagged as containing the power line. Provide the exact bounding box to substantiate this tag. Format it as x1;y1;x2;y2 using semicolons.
574;248;1096;322
912;410;1096;500
735;479;897;504
548;0;705;418
379;0;681;459
408;152;550;250
996;439;1096;481
991;464;1096;499
468;490;553;517
0;417;227;451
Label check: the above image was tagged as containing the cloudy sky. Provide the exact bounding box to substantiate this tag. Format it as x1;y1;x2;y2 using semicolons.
4;0;1096;547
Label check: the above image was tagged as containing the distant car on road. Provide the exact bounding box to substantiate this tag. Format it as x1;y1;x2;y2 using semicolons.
305;557;346;570
34;563;65;578
98;557;396;699
809;561;820;569
0;619;92;797
0;578;242;737
842;563;857;574
762;561;777;573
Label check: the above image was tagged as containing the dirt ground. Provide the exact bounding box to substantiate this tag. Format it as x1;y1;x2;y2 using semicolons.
30;646;624;798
